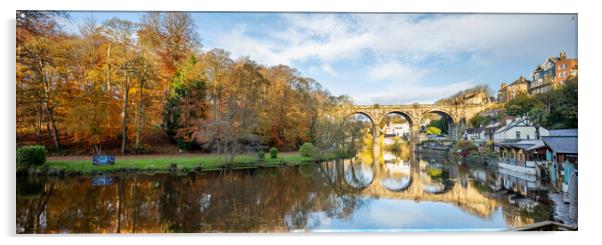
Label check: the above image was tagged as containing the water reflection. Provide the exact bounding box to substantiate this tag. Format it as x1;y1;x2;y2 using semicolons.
344;158;375;189
17;149;553;233
380;152;412;192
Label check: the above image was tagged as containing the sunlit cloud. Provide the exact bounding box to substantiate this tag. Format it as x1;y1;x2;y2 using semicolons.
367;61;426;83
67;12;577;105
212;14;576;66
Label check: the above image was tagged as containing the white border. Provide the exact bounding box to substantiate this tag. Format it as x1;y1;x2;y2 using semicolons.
2;0;601;244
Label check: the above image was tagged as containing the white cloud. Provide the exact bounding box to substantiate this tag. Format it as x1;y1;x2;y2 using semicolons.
210;14;575;66
321;64;337;76
203;13;575;104
367;61;426;83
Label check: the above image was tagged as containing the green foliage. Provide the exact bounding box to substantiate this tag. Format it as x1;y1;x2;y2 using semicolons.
504;94;543;117
299;143;315;157
163;74;209;148
538;77;578;129
42;153;312;174
428;118;448;134
426;126;442;135
163;93;183;142
257;150;265;160
16;145;47;167
176;137;198;151
503;76;578;129
270;147;278;159
428;167;443;178
470;113;495;128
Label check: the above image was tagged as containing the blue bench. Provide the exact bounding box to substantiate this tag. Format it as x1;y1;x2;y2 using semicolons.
93;155;115;165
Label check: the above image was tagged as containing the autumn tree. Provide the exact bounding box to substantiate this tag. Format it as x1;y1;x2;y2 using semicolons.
16;11;360;159
64;19;121;153
164;55;209;150
17;35;72;150
102;18;138;153
139;13;200;104
200;49;234;158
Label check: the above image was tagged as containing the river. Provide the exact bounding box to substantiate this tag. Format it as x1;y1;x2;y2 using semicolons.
16;150;554;233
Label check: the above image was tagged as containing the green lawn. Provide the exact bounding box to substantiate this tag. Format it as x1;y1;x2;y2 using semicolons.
42;153;315;174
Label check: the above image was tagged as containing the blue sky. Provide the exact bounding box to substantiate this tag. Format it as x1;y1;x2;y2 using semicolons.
64;12;578;104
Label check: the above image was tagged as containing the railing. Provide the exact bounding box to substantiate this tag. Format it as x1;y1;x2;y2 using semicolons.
499;157;526;166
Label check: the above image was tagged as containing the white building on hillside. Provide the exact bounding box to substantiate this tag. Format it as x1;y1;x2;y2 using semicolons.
493;117;549;143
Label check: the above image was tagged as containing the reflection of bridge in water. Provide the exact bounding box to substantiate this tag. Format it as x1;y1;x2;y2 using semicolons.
321;156;500;219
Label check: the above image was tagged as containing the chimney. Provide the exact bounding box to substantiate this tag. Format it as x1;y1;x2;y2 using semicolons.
501;82;507;88
506;118;513;125
560;51;567;60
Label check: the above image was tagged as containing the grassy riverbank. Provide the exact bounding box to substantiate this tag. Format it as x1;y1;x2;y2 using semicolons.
23;152;326;176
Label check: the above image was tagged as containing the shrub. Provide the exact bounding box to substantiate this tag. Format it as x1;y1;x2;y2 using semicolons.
16;145;47;167
257;150;265;160
299;143;314;157
270;147;278;159
428;167;443;177
176;137;196;151
131;144;153;154
455;140;478;157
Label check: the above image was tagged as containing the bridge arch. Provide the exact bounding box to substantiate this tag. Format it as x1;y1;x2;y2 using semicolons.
377;111;414;128
422;109;456;125
344;111;376;128
351;103;487;140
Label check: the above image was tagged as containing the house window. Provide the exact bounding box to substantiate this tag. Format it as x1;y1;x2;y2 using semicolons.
527;134;530;140
516;131;521;139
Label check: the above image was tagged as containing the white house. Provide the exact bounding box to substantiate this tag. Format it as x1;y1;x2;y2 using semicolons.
463;127;486;147
493;117;549;143
384;123;410;137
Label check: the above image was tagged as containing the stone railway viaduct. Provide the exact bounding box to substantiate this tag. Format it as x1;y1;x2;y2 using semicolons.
350;103;492;141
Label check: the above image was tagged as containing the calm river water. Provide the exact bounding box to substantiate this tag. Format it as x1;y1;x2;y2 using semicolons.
16;151;553;233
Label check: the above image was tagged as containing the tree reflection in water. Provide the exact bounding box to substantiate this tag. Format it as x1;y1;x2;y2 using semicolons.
17;147;553;233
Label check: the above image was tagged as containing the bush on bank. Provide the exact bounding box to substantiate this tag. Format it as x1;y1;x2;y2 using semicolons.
17;145;47;167
270;147;279;159
454;140;478;157
257;150;265;160
299;143;315;157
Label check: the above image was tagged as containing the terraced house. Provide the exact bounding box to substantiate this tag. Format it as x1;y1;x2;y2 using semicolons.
497;76;529;103
529;51;578;94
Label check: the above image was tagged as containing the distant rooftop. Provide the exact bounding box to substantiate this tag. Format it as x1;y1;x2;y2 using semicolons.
548;129;578;137
542;136;578;154
485;122;501;128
